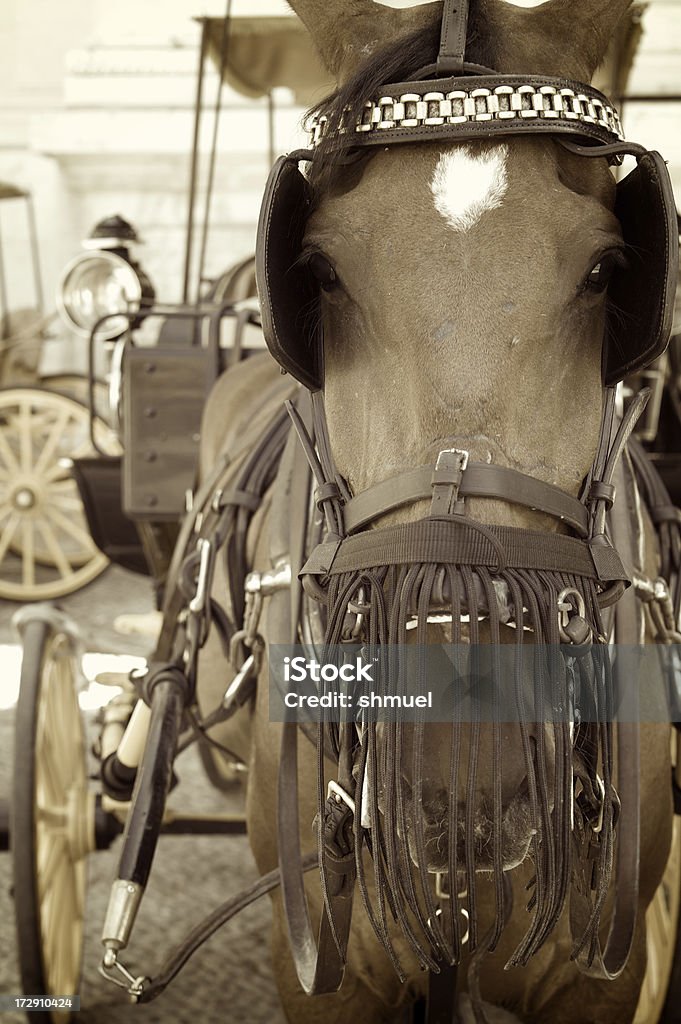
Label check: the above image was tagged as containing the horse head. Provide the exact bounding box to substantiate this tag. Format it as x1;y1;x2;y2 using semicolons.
257;0;676;975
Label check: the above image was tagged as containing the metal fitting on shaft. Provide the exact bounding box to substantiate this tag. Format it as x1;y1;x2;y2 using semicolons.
102;879;144;954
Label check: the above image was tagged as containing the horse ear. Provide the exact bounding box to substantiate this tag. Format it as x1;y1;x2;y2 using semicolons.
286;0;634;83
285;0;435;79
511;0;635;81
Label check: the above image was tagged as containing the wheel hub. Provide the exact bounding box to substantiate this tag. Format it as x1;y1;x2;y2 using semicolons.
13;486;38;511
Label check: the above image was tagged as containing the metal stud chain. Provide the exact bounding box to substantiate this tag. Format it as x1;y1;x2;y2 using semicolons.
309;84;624;148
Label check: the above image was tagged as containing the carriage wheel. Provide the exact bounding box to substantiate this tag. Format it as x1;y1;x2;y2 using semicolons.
12;608;95;1023
38;375;112;426
633;815;681;1022
0;387;119;600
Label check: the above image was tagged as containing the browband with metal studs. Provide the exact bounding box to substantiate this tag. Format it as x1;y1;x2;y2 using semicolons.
308;77;624;150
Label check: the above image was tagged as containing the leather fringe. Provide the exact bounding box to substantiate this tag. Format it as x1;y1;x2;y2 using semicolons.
318;560;616;974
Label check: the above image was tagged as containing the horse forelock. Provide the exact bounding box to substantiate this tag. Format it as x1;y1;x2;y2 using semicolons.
307;3;498;196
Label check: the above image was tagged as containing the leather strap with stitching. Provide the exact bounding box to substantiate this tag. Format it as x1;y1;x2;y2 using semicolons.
570;459;641;980
270;402;357;996
437;0;470;75
277;721;356;995
301;519;629;583
343;461;590;537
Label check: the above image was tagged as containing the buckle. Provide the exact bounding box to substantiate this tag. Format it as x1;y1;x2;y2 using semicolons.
574;773;606;835
327;780;355;815
430;448;469;516
324;781;356;864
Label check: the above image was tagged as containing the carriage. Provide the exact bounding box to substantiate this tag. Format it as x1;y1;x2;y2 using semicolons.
0;183;125;602
7;2;681;1023
0;8;330;605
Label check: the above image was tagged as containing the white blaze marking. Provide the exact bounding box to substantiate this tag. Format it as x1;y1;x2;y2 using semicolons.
431;144;509;232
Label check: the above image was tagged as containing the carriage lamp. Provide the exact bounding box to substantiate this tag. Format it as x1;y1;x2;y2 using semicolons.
56;215;155;341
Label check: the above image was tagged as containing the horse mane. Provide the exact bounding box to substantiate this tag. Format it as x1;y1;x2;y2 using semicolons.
307;2;498;194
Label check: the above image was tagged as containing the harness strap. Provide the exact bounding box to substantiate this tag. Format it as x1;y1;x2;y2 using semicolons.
289;392;314;641
427;963;460;1023
302;518;628;583
437;0;470;76
343;461;590;536
570;459;642;980
154;374;295;663
590;389;651;539
137;852;319;1003
268;405;358;995
278;720;357;994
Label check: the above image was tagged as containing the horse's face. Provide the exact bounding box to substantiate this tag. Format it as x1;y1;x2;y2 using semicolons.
305;136;620;874
306;137;619;518
290;0;636;916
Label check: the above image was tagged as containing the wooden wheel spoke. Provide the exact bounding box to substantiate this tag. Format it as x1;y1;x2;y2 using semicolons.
49;494;83;514
36;804;67;829
33;406;72;477
35;520;75;580
49;479;79;493
43;505;95;554
36;759;61;809
44;865;73;993
44;462;74;483
0;512;20;563
0;425;20;474
45;677;74;789
19;400;35;471
58;878;77;990
37;834;66;895
40;739;67;800
21;519;36;587
40;716;69;794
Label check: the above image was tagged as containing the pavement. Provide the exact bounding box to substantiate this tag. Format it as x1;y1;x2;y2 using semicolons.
0;563;286;1024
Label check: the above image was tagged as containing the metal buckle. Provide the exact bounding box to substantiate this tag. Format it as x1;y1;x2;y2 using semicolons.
431;448;469;516
557;587;588;644
188;538;215;615
327;780;356;815
591;775;606;834
440;447;469;471
573;774;606;834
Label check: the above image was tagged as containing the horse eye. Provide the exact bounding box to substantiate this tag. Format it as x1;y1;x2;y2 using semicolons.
584;253;623;294
307;253;338;291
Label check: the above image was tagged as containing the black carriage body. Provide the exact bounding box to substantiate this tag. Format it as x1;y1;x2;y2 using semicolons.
72;299;264;583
